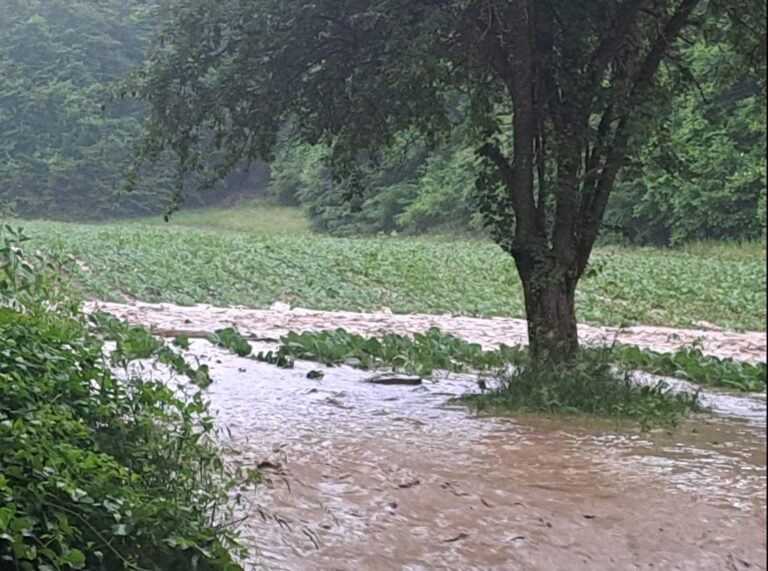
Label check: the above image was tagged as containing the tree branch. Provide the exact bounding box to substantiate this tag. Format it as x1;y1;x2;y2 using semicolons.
478;143;515;193
577;0;703;270
585;0;649;84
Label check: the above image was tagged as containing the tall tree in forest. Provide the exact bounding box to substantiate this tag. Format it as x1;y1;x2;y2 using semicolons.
135;0;764;362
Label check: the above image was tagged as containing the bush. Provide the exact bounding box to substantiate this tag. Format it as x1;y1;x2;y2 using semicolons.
0;227;248;570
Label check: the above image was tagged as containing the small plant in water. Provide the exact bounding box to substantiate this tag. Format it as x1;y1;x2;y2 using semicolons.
463;349;703;430
206;327;253;357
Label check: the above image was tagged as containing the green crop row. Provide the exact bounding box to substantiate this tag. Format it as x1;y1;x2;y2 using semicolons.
18;220;766;331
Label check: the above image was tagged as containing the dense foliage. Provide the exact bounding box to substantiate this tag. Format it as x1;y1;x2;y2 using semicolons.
0;0;169;218
268;131;484;237
606;41;766;245
20;220;768;331
1;0;762;245
0;227;248;570
266;40;765;245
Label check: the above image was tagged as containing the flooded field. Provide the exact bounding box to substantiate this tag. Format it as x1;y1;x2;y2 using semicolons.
86;301;767;363
105;302;766;570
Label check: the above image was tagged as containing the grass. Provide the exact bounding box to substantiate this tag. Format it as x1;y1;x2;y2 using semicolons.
463;350;703;431
675;240;766;262
132;199;311;235
13;218;766;331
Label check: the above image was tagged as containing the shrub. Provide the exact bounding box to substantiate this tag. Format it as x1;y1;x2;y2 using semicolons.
0;226;248;571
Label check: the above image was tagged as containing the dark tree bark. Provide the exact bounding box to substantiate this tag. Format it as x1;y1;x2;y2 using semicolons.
522;274;579;363
477;0;703;364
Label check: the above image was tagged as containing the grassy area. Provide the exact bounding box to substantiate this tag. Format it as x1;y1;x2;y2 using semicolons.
675;240;766;262
134;199;311;235
15;217;766;331
464;350;702;431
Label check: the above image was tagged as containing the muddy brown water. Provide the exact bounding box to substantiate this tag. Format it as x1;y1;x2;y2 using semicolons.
102;303;766;570
85;301;767;364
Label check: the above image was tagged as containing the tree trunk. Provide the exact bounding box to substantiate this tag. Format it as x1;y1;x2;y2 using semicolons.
520;273;578;363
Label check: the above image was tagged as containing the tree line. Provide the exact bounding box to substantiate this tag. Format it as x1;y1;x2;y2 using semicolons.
0;0;268;220
266;37;765;246
1;0;764;247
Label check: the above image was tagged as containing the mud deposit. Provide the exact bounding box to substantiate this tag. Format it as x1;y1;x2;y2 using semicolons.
101;302;766;570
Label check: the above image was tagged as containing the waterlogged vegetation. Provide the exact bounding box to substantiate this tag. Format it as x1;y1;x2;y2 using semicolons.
254;328;521;375
244;327;764;392
612;344;766;393
465;354;702;431
0;228;249;569
18;220;766;332
241;328;703;428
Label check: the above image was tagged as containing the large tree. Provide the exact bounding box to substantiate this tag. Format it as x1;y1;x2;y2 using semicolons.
135;0;764;362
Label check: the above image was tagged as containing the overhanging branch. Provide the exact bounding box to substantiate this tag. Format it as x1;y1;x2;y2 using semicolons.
478;143;515;196
577;0;703;267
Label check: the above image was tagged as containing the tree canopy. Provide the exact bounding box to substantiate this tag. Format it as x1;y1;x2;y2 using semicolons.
137;0;765;361
0;0;164;218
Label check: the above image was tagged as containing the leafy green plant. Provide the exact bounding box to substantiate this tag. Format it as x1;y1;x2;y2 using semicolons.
0;227;248;570
88;310;213;388
255;327;522;377
206;328;253;357
21;220;766;331
612;343;766;392
250;327;765;393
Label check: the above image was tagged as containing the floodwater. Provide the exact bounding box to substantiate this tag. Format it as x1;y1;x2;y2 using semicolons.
85;301;767;363
100;302;767;570
182;341;765;571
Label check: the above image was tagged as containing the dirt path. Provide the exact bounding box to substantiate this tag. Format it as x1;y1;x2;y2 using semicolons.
85;301;767;363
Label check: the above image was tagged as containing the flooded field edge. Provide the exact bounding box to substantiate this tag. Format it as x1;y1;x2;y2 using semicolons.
110;302;766;570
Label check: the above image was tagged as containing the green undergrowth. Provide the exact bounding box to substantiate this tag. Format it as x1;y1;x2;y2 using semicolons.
0;227;251;570
17;219;766;331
